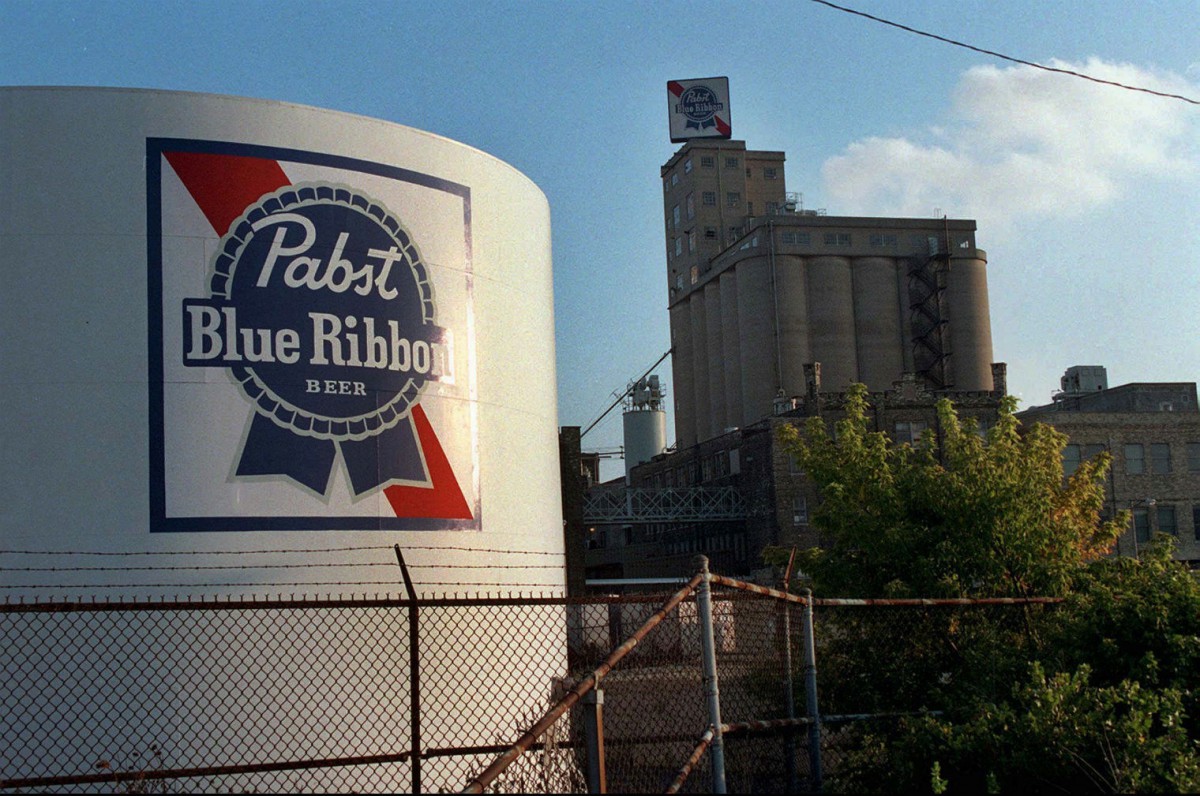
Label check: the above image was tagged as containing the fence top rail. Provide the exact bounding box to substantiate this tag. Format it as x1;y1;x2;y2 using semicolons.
709;573;1063;607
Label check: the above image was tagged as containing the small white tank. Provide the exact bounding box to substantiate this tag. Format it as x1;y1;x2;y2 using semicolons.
623;376;668;481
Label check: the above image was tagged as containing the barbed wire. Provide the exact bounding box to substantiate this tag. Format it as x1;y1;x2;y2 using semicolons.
0;562;565;572
0;580;567;589
0;545;565;557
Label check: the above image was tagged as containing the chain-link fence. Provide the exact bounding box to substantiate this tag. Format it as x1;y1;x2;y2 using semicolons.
2;561;1057;793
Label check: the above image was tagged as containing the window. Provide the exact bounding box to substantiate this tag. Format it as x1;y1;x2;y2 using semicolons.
700;155;715;168
671;172;679;186
781;231;811;245
792;495;808;526
1133;508;1150;543
704;226;717;240
823;232;852;246
747;201;753;215
688;231;696;252
1151;443;1172;474
894;421;928;445
765;201;779;215
1125;443;1145;474
764;167;778;180
746;167;752;178
675;273;683;290
869;233;898;247
1084;443;1106;460
726;192;741;207
663;178;670;192
674;237;683;256
1158;505;1178;536
686;192;695;219
725;156;739;168
690;265;698;285
702;191;716;206
672;205;680;229
728;226;739;242
1062;444;1081;476
1193;505;1200;541
684;157;693;174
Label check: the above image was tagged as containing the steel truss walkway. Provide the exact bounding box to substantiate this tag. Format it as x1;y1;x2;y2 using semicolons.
583;486;746;524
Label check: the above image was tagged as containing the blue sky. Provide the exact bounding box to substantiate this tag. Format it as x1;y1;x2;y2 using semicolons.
4;0;1198;480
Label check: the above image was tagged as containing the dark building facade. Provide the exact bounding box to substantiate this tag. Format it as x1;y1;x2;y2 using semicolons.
1018;369;1200;562
584;366;1007;581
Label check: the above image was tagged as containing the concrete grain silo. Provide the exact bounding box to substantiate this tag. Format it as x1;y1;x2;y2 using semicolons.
703;280;726;439
718;269;742;431
806;254;858;392
661;139;996;446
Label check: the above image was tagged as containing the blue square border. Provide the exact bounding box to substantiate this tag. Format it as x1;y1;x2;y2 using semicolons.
146;137;479;533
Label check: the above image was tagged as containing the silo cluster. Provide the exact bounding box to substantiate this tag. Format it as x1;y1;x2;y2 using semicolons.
670;228;994;447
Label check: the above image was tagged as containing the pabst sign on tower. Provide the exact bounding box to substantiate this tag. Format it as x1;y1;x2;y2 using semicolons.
148;139;479;532
667;77;732;143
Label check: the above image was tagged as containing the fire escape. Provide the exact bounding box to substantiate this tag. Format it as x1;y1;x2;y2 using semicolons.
907;224;952;389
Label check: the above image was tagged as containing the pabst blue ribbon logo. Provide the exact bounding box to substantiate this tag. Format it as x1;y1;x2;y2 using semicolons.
151;144;475;531
677;85;723;131
182;183;449;497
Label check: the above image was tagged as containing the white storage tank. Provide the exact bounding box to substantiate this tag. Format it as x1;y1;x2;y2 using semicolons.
0;86;563;590
623;376;668;481
0;86;565;792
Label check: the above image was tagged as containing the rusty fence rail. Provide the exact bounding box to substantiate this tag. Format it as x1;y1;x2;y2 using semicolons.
468;559;1063;794
1;560;1061;794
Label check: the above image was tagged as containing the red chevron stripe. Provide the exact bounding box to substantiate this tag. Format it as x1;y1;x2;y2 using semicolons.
163;151;290;235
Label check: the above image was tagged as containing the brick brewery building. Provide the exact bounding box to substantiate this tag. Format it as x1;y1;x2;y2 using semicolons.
580;135;1200;583
582;137;1007;581
1019;366;1200;563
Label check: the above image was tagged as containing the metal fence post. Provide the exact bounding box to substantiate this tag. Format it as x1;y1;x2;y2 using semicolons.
694;555;727;794
582;689;607;793
801;588;821;792
394;546;421;794
781;549;799;793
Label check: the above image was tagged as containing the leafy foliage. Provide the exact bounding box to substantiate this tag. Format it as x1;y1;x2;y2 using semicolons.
769;385;1200;793
776;384;1123;597
874;663;1200;795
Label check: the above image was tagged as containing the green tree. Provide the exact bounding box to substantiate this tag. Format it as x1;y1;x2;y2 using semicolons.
776;384;1123;598
768;385;1200;793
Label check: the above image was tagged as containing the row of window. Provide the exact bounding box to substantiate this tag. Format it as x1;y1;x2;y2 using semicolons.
1131;503;1200;543
663;156;779;192
672;229;905;259
664;533;747;560
1064;442;1200;476
788;495;1200;544
644;451;737;488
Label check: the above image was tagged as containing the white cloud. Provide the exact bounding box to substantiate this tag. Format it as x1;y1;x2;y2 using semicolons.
821;58;1200;235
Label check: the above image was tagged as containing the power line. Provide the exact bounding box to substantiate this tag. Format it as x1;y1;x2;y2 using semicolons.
810;0;1200;106
582;348;672;439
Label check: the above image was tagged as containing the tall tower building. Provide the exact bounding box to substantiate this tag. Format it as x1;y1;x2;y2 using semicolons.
662;140;995;448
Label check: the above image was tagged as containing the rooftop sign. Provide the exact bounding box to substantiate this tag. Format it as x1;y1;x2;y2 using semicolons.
667;77;732;142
